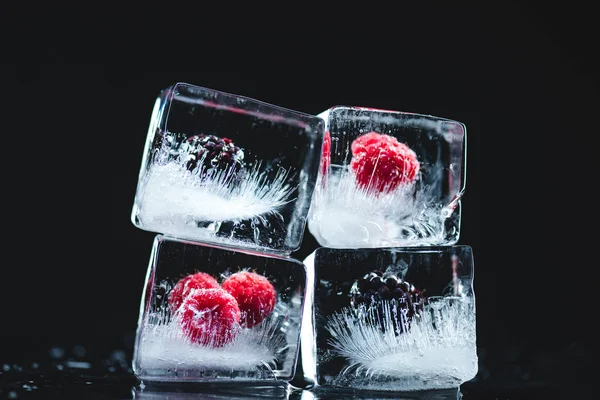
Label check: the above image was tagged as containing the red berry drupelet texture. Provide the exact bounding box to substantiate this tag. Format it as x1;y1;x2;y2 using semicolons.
320;131;331;175
177;288;241;347
222;271;277;328
168;272;221;313
350;131;419;194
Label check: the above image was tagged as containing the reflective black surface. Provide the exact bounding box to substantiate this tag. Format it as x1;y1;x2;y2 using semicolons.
2;1;596;399
0;340;588;399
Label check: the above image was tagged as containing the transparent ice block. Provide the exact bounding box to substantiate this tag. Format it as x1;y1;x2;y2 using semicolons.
301;246;477;393
308;107;466;248
131;83;324;255
133;235;307;387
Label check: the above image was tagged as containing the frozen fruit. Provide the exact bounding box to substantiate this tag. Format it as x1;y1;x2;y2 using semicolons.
350;131;419;194
183;134;245;178
177;288;241;347
350;270;424;334
222;271;277;328
320;131;331;175
168;272;220;312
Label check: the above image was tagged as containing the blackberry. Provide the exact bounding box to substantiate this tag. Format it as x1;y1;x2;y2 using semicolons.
350;270;424;334
182;134;245;180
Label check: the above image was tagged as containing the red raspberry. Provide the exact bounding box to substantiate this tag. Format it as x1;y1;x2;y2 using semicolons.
350;131;419;194
320;131;331;175
168;272;220;313
177;288;241;347
221;271;277;328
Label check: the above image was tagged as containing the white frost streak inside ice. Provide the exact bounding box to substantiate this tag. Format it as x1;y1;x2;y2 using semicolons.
138;162;295;225
138;318;281;372
309;168;449;248
325;297;477;389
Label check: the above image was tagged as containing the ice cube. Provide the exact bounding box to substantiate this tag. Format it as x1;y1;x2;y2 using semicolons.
301;246;478;393
132;235;307;386
131;83;324;255
308;107;466;248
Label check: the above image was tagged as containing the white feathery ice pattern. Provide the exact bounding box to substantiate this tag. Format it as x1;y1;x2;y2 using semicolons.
324;296;478;391
309;167;452;248
136;159;296;235
136;304;290;374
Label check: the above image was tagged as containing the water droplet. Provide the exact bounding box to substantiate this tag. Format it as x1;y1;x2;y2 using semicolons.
49;346;64;359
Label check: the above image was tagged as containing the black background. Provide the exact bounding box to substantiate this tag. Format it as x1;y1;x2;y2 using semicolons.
1;2;596;399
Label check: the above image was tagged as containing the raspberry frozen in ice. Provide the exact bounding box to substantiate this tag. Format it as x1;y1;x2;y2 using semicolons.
320;131;331;175
350;131;419;194
222;271;277;328
177;288;241;347
168;272;220;312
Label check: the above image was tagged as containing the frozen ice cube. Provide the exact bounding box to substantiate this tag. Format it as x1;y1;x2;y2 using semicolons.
301;246;478;393
308;107;466;248
133;235;307;385
131;83;324;255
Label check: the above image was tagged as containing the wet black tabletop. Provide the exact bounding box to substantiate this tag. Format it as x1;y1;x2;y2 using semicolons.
3;1;597;399
0;341;586;400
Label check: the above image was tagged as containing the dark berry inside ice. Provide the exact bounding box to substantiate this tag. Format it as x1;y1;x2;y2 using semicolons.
183;134;245;180
350;270;424;334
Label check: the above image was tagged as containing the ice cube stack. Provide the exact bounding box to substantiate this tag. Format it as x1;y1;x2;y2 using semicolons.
129;83;324;391
130;83;477;395
301;107;478;394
